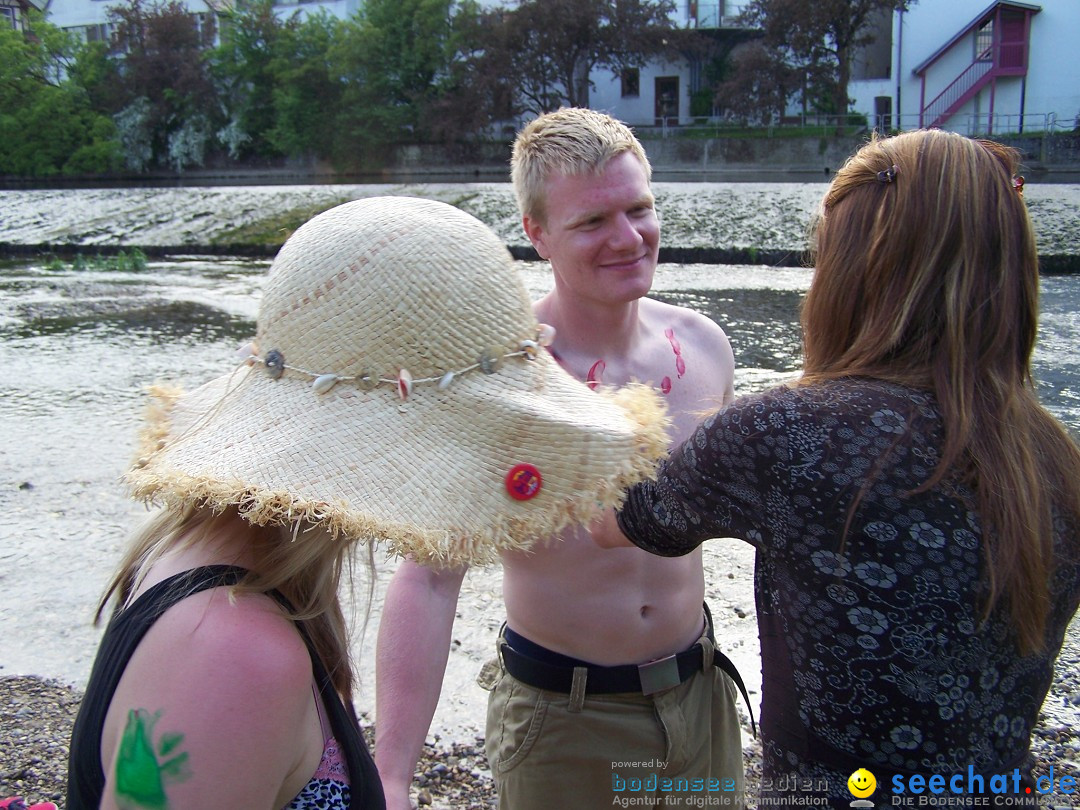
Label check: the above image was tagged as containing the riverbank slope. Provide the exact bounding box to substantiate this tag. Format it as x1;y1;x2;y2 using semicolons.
2;182;1079;271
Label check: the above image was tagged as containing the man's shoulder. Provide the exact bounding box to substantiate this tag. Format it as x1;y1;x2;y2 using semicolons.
640;296;729;347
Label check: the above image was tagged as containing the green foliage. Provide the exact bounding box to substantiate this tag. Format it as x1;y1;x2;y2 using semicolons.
107;0;221;170
332;0;458;163
210;3;352;163
0;14;123;176
690;88;715;118
67;41;119;112
736;0;915;123
211;200;351;247
52;249;150;273
267;12;346;160
211;0;293;159
7;0;860;177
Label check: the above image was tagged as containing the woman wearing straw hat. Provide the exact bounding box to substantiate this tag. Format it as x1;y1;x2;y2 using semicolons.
597;129;1080;807
66;196;670;810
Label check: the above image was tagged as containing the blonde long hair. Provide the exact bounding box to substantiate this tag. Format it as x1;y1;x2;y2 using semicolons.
802;128;1080;655
99;505;369;702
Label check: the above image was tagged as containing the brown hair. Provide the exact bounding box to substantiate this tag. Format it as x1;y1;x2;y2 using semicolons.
510;107;651;225
802;128;1080;655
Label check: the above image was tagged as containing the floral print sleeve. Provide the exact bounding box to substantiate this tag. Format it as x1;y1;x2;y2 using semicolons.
617;394;795;556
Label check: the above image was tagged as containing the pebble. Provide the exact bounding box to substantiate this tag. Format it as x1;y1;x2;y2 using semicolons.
2;670;1078;810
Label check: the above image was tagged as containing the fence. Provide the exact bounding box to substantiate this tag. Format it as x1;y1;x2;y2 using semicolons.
870;111;1074;136
633;111;1075;140
634;114;869;140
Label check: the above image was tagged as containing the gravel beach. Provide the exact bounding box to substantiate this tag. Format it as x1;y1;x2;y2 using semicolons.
3;663;1078;809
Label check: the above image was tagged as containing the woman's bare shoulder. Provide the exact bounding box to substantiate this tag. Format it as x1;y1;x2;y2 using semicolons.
147;587;313;688
100;589;318;809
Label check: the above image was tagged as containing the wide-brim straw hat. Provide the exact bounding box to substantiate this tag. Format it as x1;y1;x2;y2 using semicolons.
125;196;669;566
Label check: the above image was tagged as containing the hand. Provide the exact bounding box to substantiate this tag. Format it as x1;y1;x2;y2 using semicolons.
589;508;634;548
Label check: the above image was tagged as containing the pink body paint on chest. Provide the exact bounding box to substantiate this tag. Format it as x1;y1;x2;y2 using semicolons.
664;328;686;378
553;330;683;396
586;359;606;390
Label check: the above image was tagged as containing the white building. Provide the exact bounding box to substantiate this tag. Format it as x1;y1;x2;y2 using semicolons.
3;0;44;32
44;0;359;43
584;0;1079;135
575;0;752;128
849;0;1080;135
45;0;221;43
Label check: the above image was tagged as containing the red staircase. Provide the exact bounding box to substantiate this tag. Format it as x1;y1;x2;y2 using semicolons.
914;1;1040;129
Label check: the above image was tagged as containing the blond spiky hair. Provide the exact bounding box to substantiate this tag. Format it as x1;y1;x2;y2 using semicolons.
510;107;652;225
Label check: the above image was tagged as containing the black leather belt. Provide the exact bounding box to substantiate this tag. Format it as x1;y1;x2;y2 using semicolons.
499;634;756;735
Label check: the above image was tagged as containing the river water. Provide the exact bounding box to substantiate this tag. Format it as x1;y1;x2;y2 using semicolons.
1;255;1078;748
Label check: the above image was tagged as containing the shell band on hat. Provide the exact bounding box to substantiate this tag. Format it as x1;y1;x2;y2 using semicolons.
124;197;670;567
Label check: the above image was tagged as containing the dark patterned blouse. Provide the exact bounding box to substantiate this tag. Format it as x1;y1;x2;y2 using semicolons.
617;379;1080;808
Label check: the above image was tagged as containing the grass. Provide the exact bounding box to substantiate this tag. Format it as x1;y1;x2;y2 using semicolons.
210;198;353;248
45;248;148;273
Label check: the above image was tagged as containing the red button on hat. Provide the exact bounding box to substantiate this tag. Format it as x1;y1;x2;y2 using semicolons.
505;463;542;501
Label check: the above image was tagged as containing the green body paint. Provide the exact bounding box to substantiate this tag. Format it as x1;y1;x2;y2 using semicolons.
115;709;190;810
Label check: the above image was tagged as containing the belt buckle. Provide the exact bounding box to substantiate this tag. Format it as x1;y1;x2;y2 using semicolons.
638;653;680;695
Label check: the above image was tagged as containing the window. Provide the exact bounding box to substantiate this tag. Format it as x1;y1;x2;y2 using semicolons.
621;68;640;98
85;23;109;42
975;19;993;61
1;6;16;29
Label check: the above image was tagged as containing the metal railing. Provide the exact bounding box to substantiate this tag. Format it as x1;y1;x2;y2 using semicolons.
871;111;1066;136
634;113;869;139
631;111;1072;140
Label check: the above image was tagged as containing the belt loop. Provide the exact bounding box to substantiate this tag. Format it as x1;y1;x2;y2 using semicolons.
568;666;588;712
699;635;715;675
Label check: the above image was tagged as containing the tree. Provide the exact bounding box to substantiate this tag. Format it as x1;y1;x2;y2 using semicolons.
480;0;676;114
211;0;290;159
267;11;346;160
711;40;797;125
331;0;460;162
107;0;221;169
419;1;516;141
0;12;122;175
738;0;915;122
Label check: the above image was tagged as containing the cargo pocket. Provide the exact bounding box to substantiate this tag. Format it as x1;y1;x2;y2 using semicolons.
485;672;549;775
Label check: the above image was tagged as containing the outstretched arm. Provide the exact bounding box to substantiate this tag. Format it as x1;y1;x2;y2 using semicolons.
375;559;468;810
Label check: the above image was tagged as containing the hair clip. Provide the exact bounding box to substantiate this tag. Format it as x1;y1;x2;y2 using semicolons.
1013;176;1025;197
877;165;898;184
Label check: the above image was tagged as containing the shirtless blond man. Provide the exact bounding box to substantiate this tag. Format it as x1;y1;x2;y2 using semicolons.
375;108;745;810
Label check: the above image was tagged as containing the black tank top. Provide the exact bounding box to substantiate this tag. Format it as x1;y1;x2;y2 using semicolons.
66;565;385;809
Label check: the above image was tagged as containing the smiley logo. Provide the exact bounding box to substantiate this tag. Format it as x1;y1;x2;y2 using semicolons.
846;768;872;799
848;768;876;798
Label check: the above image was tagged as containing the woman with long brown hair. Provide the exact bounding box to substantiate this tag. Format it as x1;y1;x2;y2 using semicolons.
599;129;1080;807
